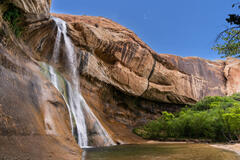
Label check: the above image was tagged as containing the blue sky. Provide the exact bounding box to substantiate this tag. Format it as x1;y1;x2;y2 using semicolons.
51;0;238;60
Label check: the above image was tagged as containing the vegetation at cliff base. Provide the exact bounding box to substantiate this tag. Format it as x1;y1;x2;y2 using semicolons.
2;3;23;37
134;93;240;142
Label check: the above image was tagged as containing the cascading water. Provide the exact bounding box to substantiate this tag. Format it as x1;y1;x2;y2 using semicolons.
40;17;115;148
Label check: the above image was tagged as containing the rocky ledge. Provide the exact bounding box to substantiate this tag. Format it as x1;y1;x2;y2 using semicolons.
29;13;240;104
0;0;240;159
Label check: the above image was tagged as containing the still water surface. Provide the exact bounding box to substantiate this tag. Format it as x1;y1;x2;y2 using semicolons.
82;143;240;160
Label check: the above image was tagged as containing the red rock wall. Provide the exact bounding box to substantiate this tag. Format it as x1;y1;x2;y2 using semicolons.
1;0;240;155
22;13;240;143
0;5;81;159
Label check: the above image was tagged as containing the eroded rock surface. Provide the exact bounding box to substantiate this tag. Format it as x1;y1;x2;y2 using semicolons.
224;58;240;95
22;13;240;144
10;0;50;22
0;4;81;160
35;14;239;104
1;0;240;158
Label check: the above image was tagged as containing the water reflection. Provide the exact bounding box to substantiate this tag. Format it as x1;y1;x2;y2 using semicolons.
82;150;87;160
82;144;240;160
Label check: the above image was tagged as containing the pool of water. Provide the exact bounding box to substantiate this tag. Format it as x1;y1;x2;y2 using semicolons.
82;143;240;160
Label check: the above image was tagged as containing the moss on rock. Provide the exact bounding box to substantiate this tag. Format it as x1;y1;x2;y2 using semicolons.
2;3;23;37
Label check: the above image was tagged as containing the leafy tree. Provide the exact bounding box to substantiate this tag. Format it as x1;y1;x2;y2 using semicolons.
213;29;240;58
213;2;240;58
133;94;240;142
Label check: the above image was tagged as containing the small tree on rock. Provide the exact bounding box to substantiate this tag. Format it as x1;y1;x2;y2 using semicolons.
213;2;240;58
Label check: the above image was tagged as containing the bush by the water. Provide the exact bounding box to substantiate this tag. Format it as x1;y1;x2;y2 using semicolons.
133;93;240;142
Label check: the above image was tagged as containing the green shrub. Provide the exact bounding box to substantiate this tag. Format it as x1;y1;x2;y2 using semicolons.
2;3;23;37
134;94;240;142
192;96;236;111
230;93;240;101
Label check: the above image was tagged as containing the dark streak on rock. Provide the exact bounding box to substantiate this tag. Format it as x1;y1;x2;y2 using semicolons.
148;58;156;80
36;35;48;52
27;80;40;112
121;42;127;61
119;42;138;64
140;57;156;96
79;51;89;75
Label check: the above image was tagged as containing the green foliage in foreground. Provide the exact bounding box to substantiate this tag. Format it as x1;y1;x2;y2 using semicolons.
2;3;23;37
134;93;240;142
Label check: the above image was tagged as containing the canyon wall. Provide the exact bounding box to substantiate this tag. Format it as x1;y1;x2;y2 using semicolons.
0;0;240;159
23;12;240;143
0;1;81;160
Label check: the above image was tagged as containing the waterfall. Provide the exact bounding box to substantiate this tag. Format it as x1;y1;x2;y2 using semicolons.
40;17;115;148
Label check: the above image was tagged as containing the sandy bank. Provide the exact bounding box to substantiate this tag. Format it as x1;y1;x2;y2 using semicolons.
211;144;240;155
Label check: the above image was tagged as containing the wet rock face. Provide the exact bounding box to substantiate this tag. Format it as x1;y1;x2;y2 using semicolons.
0;14;81;160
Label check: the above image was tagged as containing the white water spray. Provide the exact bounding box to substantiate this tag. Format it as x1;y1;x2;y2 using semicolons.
44;17;115;148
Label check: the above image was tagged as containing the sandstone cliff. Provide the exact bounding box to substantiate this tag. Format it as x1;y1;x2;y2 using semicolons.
25;12;240;135
33;14;240;104
0;0;240;159
0;1;81;160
